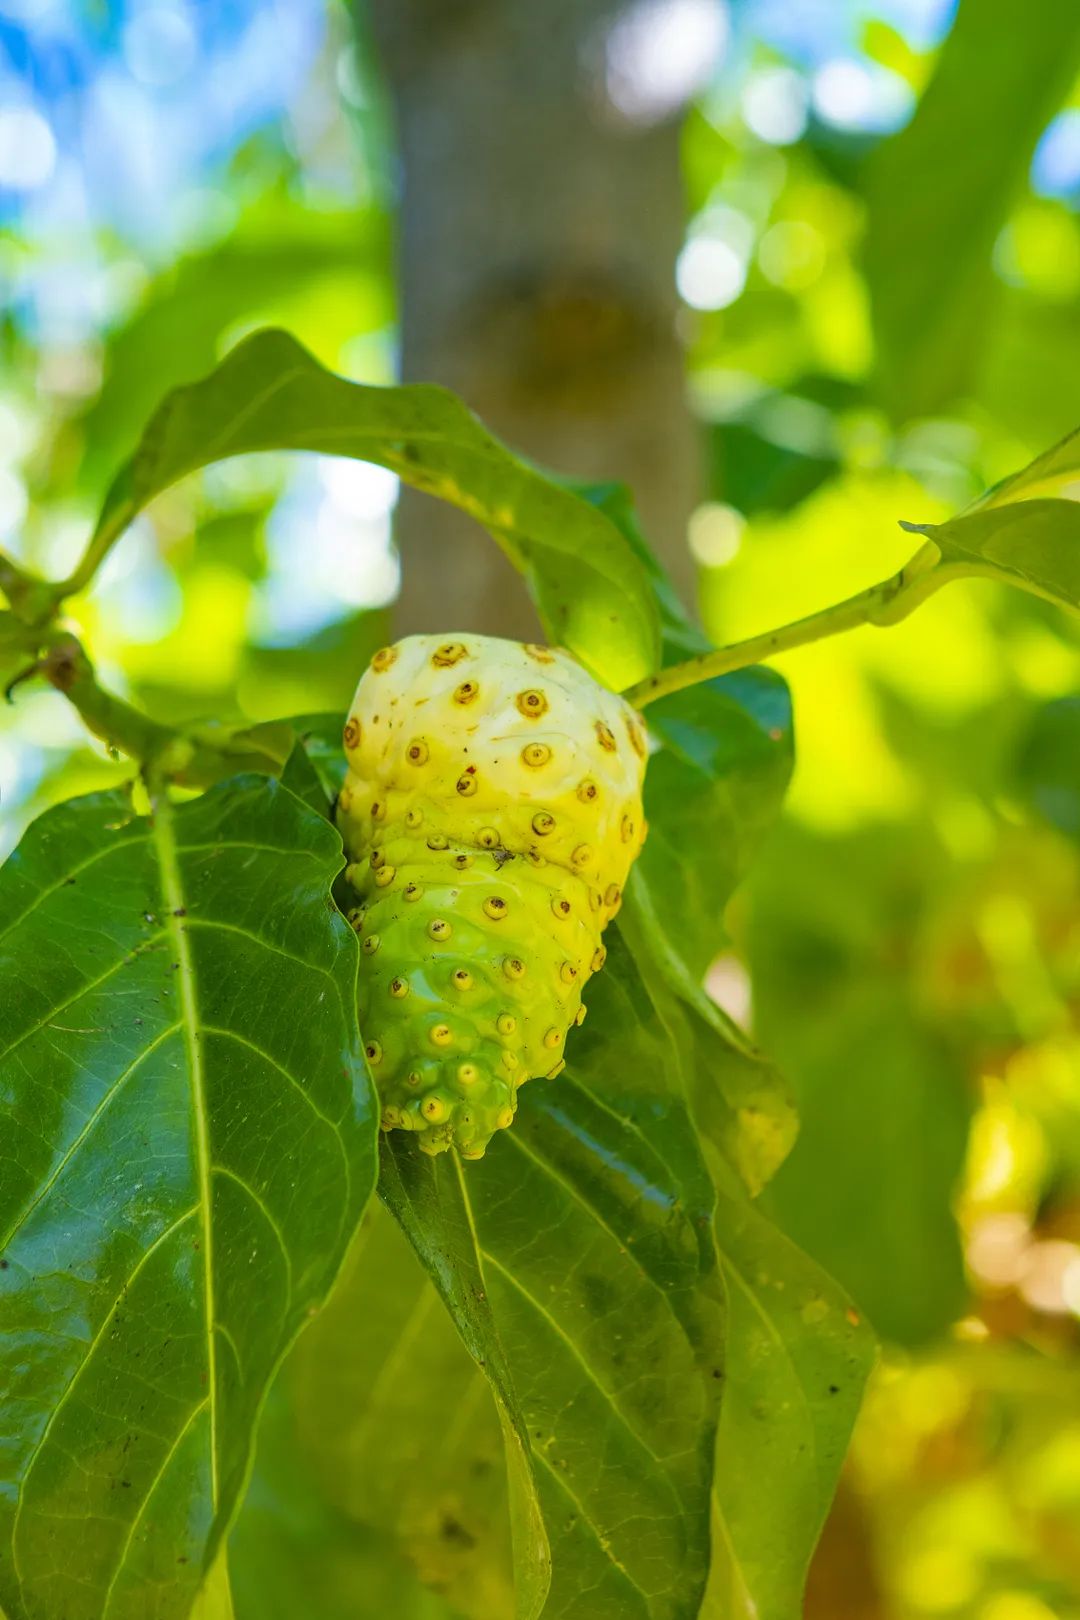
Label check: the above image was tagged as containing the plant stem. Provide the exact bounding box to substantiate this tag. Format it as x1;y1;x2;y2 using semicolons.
625;543;960;709
30;633;285;787
0;550;60;626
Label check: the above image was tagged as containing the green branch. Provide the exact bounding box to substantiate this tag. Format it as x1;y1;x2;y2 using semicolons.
20;633;289;789
625;543;963;709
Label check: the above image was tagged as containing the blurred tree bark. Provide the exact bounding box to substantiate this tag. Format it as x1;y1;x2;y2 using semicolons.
365;0;700;640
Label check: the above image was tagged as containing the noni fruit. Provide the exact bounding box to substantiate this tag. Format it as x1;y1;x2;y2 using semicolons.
336;633;648;1158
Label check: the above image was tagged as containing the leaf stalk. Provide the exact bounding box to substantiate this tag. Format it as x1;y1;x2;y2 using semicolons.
624;543;964;709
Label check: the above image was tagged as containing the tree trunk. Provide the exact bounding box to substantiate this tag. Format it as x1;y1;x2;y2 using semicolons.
365;0;700;640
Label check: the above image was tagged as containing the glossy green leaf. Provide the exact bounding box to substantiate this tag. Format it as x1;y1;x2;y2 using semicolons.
85;330;660;691
230;1375;461;1620
703;1179;873;1620
0;776;377;1620
278;1205;515;1619
597;922;871;1620
864;0;1080;418
970;422;1080;510
637;671;793;983
380;936;727;1620
903;498;1080;616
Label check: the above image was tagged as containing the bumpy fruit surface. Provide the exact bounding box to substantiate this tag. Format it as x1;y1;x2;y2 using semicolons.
337;633;648;1158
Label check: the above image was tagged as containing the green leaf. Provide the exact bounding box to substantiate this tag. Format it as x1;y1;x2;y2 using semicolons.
586;929;872;1620
85;329;660;691
703;1183;873;1620
230;1372;462;1620
970;422;1080;510
617;890;796;1199
277;714;350;810
904;498;1080;616
380;948;727;1620
272;1204;515;1620
637;672;793;984
0;776;377;1620
863;0;1080;418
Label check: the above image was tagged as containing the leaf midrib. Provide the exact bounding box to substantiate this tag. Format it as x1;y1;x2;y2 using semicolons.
152;794;220;1510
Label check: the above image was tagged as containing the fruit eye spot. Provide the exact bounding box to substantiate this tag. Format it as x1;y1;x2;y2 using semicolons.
405;807;423;828
524;643;555;663
345;863;362;887
407;739;430;765
483;896;508;919
381;1106;402;1130
456;772;478;796
432;642;468;667
496;1012;516;1035
427;833;448;850
370;849;385;869
560;961;578;984
453;853;473;869
496;1106;515;1129
621;815;635;842
406;1070;423;1087
502;1049;519;1071
591;945;607;971
371;646;398;672
525;848;546;867
452;968;474;989
531;811;556;836
551;897;571;919
374;865;396;888
605;884;622;907
589;888;603;911
503;956;526;979
577;779;599;802
477;826;500;847
404;883;423;902
517;689;549;719
422;1093;450;1120
546;1058;566;1079
430;1023;453;1046
365;1041;383;1064
343;717;361;749
457;1063;480;1086
347;907;365;930
362;934;380;954
522;742;552;768
453;681;479;704
627;719;647;758
571;843;592;867
428;919;452;940
337;786;354;814
575;1004;587;1026
595;721;617;752
389;977;410;998
543;1027;563;1049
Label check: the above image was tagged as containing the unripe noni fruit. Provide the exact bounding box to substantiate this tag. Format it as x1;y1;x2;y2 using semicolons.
337;633;648;1159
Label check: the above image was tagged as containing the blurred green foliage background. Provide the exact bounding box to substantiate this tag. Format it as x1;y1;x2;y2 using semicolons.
4;2;1080;1616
